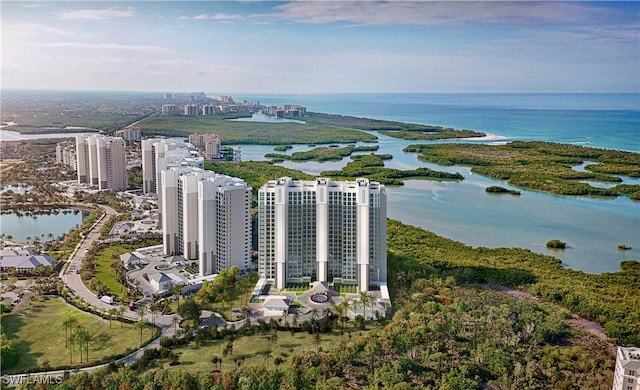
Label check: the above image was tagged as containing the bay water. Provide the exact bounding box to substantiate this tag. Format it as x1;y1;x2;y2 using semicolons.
231;93;640;274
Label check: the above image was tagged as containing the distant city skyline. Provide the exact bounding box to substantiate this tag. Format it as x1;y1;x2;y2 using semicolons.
1;1;638;93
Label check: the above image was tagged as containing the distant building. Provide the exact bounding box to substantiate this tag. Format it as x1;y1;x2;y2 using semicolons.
117;127;141;142
284;104;307;117
141;139;203;228
201;105;216;116
160;167;252;276
219;96;234;104
161;104;179;116
183;104;199;116
75;134;127;190
265;106;284;118
258;177;386;292
265;104;306;118
189;133;222;160
56;140;76;169
220;146;241;162
141;139;203;194
613;346;640;390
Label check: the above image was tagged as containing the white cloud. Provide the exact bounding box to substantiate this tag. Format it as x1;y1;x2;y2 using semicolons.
52;6;135;21
258;1;628;27
179;13;244;21
4;23;87;38
41;42;173;53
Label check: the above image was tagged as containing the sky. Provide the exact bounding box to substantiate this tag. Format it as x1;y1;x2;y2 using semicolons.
1;1;639;93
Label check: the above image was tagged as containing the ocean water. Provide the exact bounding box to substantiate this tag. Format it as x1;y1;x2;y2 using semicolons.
235;93;640;152
230;93;640;274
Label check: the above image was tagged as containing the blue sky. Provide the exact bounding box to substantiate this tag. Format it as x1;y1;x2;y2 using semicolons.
2;1;638;93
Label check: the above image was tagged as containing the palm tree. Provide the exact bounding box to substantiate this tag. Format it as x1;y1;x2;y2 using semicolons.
367;293;377;321
75;326;91;363
280;309;289;326
262;349;273;369
358;291;371;321
136;306;147;347
310;308;319;323
61;314;78;348
211;355;221;371
149;303;159;325
170;284;182;309
171;314;181;335
365;340;382;375
108;308;117;329
117;303;126;328
333;301;350;330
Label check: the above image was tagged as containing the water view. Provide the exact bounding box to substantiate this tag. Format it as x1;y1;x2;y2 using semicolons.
231;130;639;274
0;209;86;243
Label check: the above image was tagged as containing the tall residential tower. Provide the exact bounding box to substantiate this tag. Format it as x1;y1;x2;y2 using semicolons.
258;177;386;292
75;134;126;190
160;167;252;276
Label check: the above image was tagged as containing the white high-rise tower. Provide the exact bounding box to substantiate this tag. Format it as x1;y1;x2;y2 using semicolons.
258;177;386;292
160;167;252;276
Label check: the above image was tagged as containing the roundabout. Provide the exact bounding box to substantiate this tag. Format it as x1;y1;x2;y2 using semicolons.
310;292;330;304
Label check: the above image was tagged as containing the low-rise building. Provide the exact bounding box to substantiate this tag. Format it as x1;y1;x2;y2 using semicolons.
148;272;174;294
0;255;55;273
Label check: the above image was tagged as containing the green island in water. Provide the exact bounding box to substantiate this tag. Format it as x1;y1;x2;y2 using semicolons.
405;141;640;199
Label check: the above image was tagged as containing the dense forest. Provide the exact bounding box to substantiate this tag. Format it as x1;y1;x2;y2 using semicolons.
14;219;636;390
302;112;486;140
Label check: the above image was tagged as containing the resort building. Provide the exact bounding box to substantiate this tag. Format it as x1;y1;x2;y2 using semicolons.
189;133;222;160
141;139;203;195
75;134;126;190
56;140;76;169
258;177;387;292
160;167;252;276
161;104;180;116
0;249;55;273
613;346;640;390
115;127;141;142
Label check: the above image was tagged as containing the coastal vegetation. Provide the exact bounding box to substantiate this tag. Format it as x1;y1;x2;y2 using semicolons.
136;116;378;144
486;185;521;195
387;219;640;347
546;239;567;249
302;111;486;140
204;161;315;195
265;145;379;162
28;247;619;388
321;153;464;186
404;141;640;198
273;145;293;151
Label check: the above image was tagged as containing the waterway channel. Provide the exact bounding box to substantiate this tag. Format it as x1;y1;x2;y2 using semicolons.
231;131;640;274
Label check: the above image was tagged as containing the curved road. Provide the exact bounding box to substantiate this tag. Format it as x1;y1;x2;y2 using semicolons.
3;204;178;387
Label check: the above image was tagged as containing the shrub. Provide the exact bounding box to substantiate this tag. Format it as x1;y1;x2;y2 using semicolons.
546;239;567;249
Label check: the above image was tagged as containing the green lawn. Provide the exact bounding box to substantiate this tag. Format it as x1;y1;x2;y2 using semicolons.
0;297;155;374
93;244;139;298
332;284;358;295
160;327;374;373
